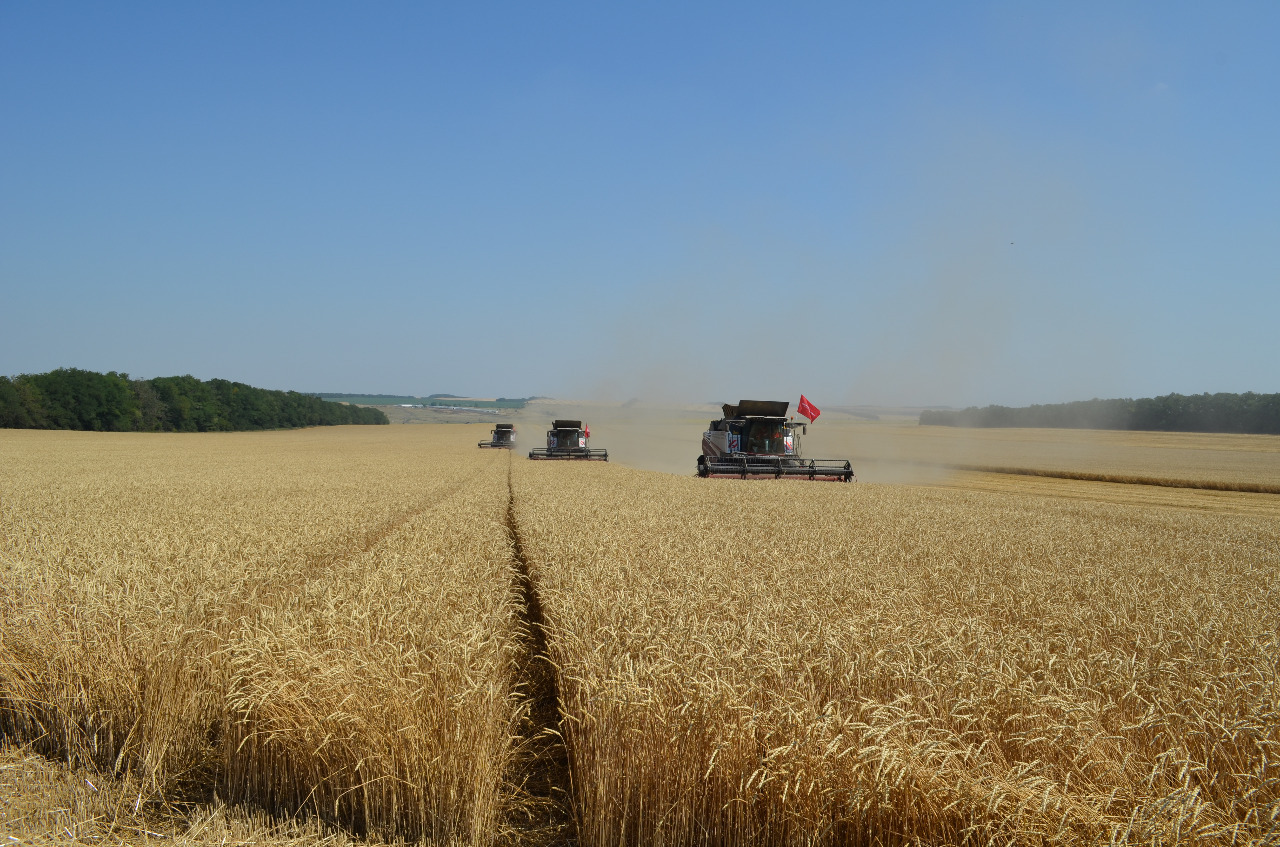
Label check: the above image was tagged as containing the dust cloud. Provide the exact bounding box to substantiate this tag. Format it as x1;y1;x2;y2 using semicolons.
514;399;713;476
502;122;1132;481
513;398;962;485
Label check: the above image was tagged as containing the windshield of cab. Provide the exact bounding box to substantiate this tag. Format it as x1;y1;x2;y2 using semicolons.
744;420;788;455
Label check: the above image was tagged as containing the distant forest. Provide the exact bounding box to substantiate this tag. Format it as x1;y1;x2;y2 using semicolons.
0;368;389;432
919;392;1280;435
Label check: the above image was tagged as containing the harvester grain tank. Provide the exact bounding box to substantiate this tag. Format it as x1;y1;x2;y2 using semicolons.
528;419;608;461
478;423;516;448
698;400;854;481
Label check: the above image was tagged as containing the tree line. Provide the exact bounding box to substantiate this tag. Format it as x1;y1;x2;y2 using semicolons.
0;368;389;432
919;392;1280;435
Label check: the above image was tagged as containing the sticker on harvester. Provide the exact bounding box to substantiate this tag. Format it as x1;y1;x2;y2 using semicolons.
727;434;741;453
784;435;794;454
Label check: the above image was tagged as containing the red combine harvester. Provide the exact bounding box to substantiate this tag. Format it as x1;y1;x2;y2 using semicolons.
527;419;608;461
697;400;853;481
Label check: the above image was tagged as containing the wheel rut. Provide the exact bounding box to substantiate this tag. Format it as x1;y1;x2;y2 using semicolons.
504;457;576;846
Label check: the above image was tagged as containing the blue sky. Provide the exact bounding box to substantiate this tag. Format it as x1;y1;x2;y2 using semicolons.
3;2;1277;407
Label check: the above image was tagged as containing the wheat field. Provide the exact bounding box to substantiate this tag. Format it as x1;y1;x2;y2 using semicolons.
510;460;1279;845
2;422;1278;845
1;427;531;844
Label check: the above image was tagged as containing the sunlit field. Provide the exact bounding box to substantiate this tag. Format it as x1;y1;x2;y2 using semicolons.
1;427;529;844
511;460;1279;845
3;422;1277;845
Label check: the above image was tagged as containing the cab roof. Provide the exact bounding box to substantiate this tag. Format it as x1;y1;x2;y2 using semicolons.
721;400;789;418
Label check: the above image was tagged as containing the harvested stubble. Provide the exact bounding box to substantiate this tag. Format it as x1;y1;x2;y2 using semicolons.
510;459;1280;846
0;427;526;844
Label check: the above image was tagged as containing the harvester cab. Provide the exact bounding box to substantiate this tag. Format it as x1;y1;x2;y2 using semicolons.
527;419;609;461
478;423;516;448
698;400;854;481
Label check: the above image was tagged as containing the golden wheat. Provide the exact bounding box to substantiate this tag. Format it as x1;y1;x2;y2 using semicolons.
510;458;1280;846
4;423;1278;846
0;426;525;844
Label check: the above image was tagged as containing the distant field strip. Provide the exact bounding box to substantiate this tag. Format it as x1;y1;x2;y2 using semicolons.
511;459;1280;846
813;422;1280;489
952;463;1280;493
869;457;1280;494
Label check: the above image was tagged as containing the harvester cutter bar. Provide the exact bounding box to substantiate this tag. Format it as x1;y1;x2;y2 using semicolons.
527;448;610;461
699;456;854;482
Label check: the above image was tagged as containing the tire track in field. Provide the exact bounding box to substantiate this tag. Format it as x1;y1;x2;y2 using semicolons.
504;454;576;846
303;469;485;576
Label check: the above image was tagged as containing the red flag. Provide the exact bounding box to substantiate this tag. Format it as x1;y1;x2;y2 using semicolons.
584;423;590;438
797;395;821;422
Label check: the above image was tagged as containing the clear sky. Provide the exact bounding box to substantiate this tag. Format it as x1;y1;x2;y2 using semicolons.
3;2;1277;408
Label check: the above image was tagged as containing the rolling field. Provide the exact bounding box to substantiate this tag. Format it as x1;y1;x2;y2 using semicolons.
2;422;1278;845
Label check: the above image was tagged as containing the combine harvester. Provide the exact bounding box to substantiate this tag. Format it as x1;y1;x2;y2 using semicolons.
528;419;608;461
698;399;854;481
478;423;516;448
